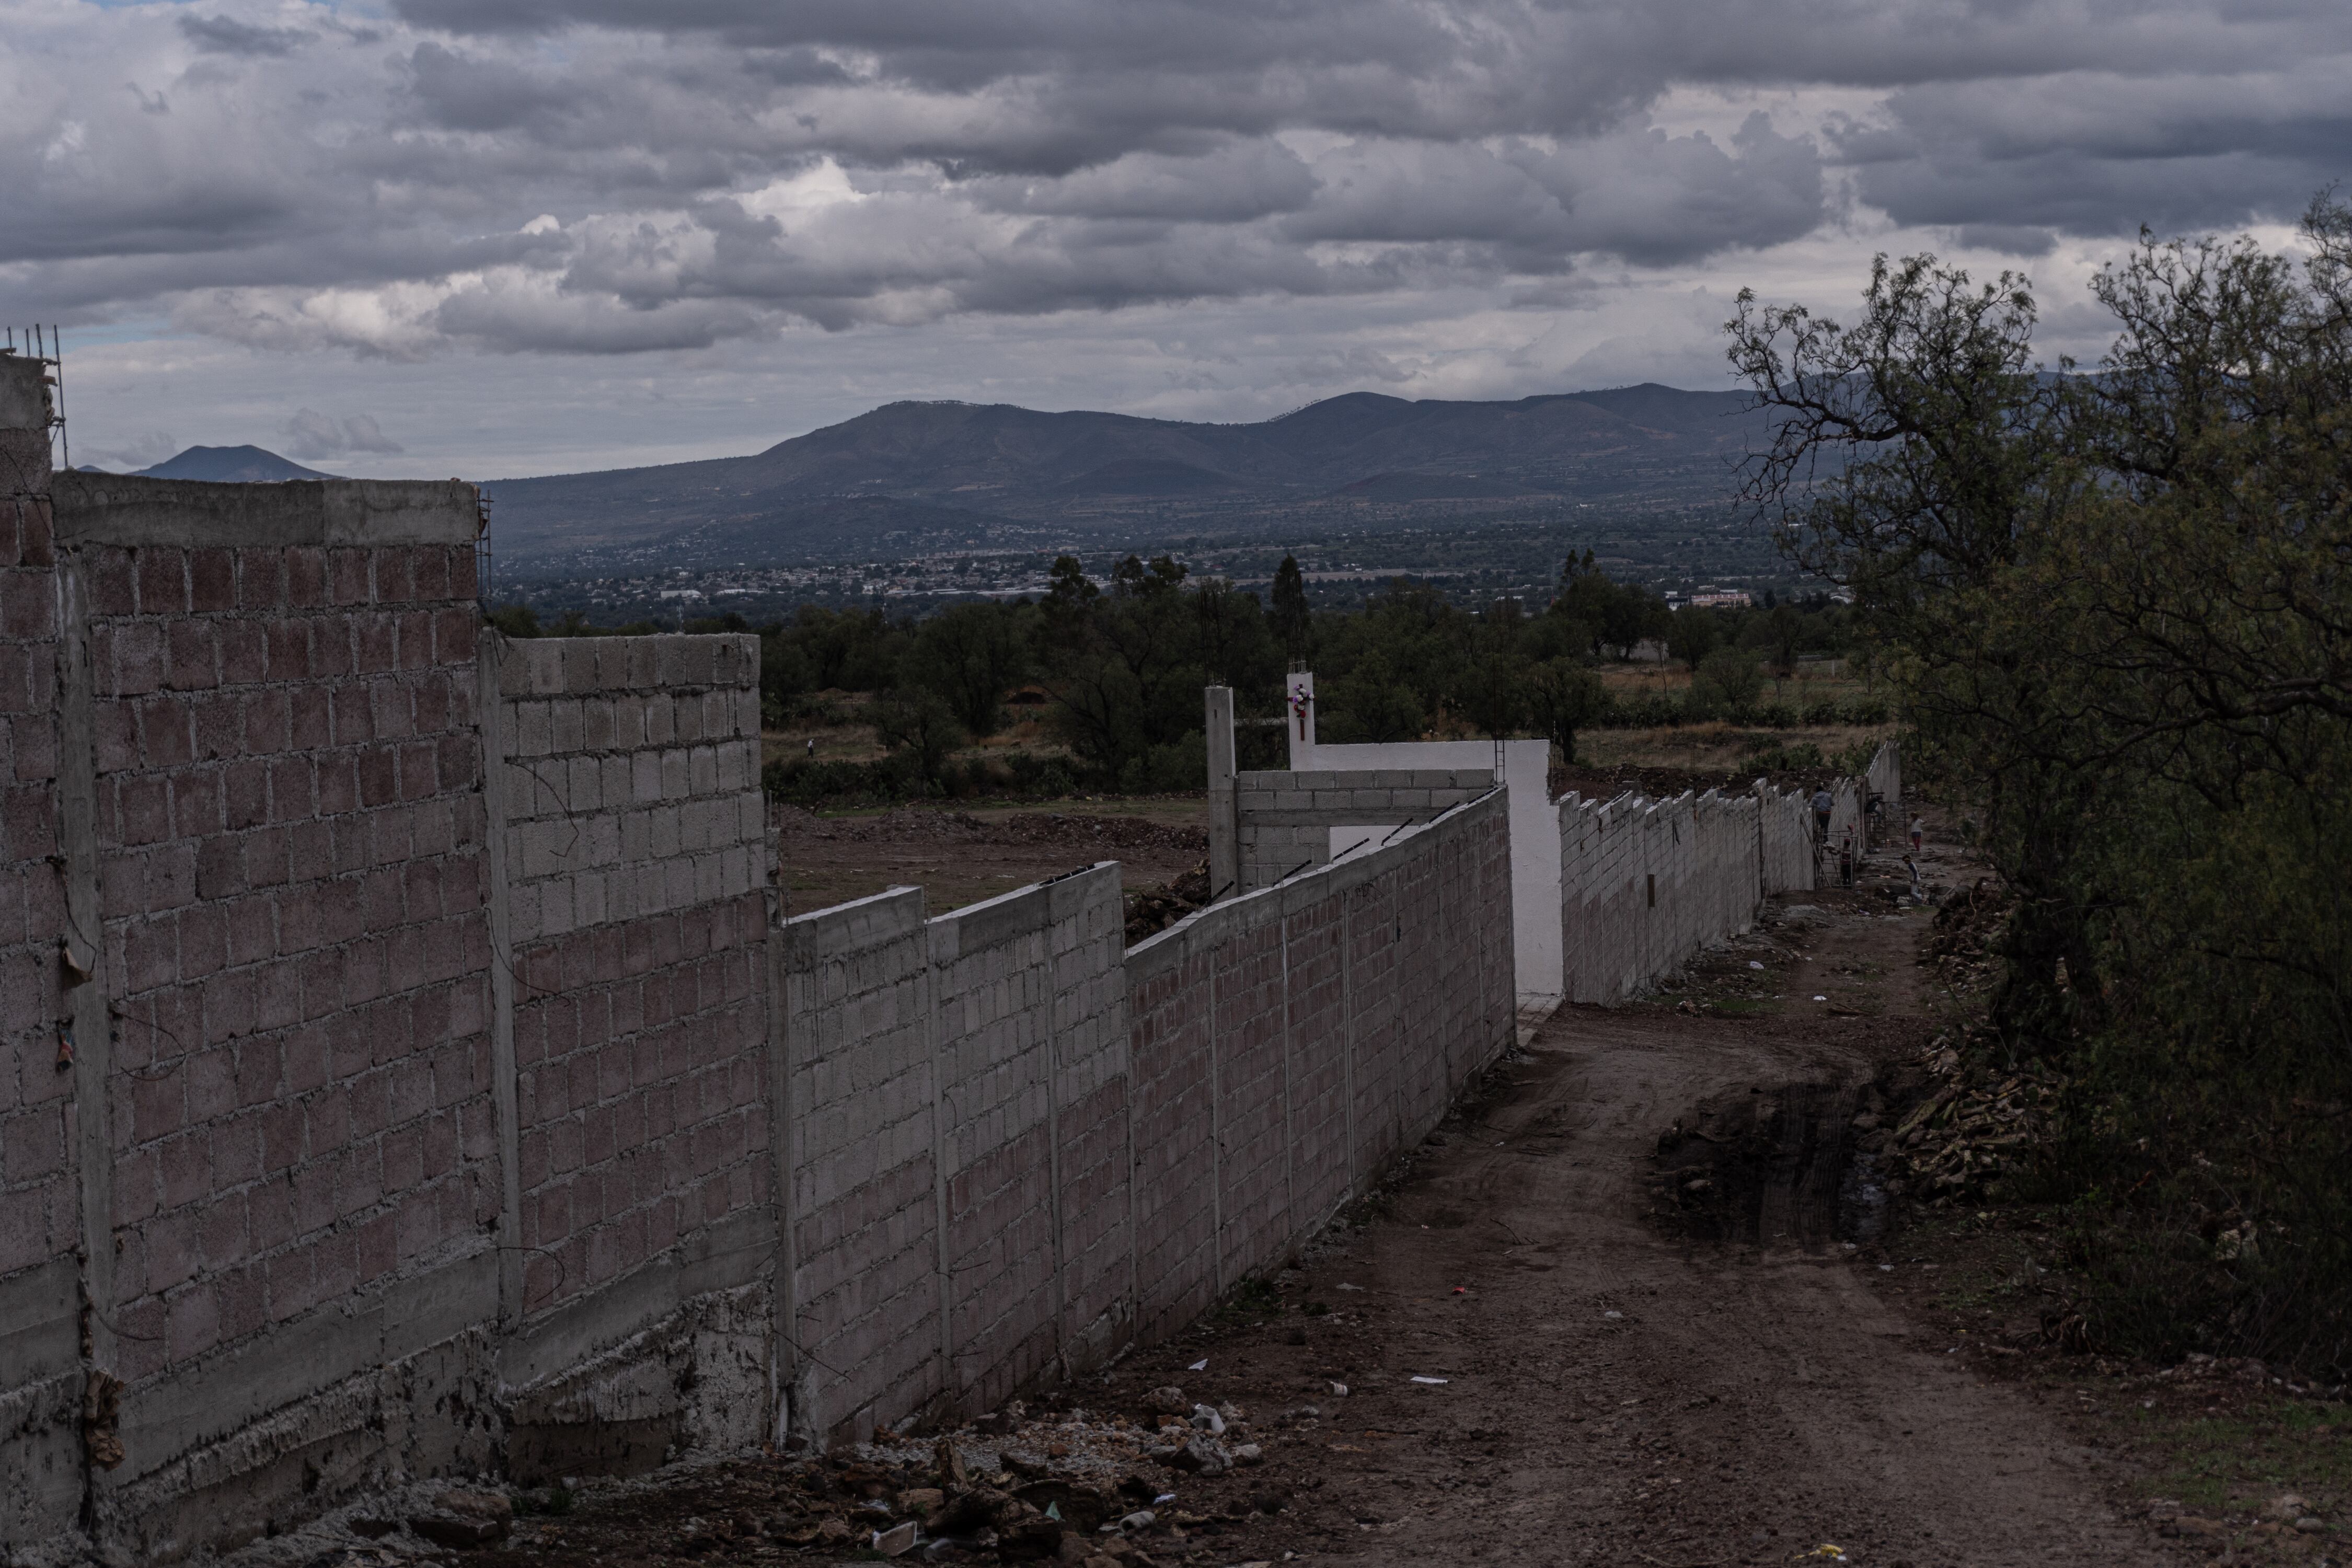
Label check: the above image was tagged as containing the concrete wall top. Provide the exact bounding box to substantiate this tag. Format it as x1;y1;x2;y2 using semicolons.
0;352;52;432
927;861;1119;964
499;632;759;698
49;472;480;548
779;884;925;964
1129;787;1505;985
1236;767;1489;792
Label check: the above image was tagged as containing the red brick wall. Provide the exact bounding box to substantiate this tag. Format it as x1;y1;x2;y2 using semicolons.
86;537;494;1384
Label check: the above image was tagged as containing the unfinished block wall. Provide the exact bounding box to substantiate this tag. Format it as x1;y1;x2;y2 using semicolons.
485;632;774;1477
1867;743;1903;827
773;794;1512;1447
773;865;1130;1446
1559;790;1761;1006
0;478;76;1544
1231;768;1490;892
1757;782;1818;896
771;888;939;1452
1128;790;1513;1344
47;472;500;1562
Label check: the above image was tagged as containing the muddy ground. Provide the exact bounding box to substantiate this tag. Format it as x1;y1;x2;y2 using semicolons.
771;800;1208;919
255;824;2351;1568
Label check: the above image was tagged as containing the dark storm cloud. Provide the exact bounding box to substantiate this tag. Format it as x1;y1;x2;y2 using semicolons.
4;0;2347;359
177;15;313;55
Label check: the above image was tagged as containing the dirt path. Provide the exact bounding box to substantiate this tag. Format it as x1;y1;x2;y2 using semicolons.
1093;857;2165;1567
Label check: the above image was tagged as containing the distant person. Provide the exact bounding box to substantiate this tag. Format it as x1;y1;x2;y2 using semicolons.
1811;785;1834;843
1909;815;1924;854
806;737;816;758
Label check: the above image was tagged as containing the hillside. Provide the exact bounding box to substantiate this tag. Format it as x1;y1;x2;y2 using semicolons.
486;385;1772;569
137;445;333;482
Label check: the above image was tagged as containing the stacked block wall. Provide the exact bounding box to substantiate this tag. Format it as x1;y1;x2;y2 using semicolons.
1127;791;1513;1344
930;866;1127;1415
1231;768;1490;891
493;635;770;1321
1827;778;1865;855
1558;790;1760;1005
56;477;500;1558
0;487;77;1542
774;889;940;1449
774;793;1512;1446
1756;782;1818;896
1866;743;1903;828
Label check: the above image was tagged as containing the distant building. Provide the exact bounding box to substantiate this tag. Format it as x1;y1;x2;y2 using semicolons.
1685;590;1753;609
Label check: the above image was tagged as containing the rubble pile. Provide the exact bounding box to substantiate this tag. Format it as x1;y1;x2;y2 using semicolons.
1869;1038;2061;1207
261;1391;1282;1567
1123;862;1212;944
1920;877;2007;993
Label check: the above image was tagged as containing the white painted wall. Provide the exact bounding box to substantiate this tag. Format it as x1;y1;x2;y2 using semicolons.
1298;732;1562;1008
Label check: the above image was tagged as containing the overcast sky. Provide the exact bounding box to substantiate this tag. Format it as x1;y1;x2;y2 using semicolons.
4;0;2344;477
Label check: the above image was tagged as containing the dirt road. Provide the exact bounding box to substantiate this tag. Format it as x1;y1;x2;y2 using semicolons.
1090;878;2166;1567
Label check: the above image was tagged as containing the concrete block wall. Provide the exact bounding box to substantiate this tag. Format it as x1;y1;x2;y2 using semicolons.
1231;767;1490;892
47;471;500;1561
0;418;803;1561
1828;778;1865;855
1128;790;1514;1343
490;634;770;1316
1866;742;1903;830
773;792;1514;1448
1559;790;1761;1005
0;479;78;1547
1756;781;1818;895
773;888;940;1451
1558;746;1902;1005
931;864;1126;1416
485;632;775;1478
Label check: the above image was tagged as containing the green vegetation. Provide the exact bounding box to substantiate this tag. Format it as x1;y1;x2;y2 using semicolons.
489;545;1870;805
1731;193;2352;1378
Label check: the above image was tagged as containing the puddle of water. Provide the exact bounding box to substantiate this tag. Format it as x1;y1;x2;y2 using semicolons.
1650;1079;1886;1248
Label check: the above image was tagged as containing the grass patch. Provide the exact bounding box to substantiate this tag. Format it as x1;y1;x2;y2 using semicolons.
2127;1398;2352;1513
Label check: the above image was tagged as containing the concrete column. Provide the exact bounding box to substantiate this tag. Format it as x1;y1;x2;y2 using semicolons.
762;885;804;1446
1285;669;1316;767
476;632;525;1329
56;552;119;1527
1204;686;1239;901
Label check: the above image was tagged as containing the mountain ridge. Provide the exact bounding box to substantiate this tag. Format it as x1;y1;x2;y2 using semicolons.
473;383;1773;565
136;445;335;482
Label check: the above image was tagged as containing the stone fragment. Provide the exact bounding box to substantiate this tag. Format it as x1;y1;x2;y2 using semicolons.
1145;1386;1190;1416
872;1521;918;1556
407;1490;513;1550
1161;1436;1230;1476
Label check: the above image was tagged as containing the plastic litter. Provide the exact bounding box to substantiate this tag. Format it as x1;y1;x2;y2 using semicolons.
1410;1376;1448;1385
1155;1493;1177;1505
1336;1283;1365;1292
1327;1381;1349;1397
1749;960;1766;970
1187;1358;1208;1371
1604;1310;1623;1320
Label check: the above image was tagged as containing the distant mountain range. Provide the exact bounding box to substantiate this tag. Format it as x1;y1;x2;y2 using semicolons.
485;384;1775;569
